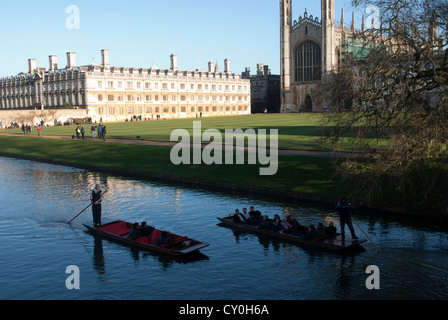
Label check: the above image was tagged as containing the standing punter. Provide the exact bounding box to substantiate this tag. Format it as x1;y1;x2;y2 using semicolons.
335;196;358;240
90;184;103;227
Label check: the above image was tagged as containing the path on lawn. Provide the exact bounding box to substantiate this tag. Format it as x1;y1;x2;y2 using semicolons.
0;132;362;158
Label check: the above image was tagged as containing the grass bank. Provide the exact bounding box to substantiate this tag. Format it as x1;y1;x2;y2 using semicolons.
0;135;340;204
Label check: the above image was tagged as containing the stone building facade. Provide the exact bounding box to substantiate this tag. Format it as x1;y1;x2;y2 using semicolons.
280;0;368;112
242;64;280;113
0;50;251;123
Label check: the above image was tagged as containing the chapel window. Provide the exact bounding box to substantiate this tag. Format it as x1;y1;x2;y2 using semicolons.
295;41;321;82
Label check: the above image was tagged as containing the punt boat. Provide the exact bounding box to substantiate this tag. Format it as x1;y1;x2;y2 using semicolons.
83;218;209;256
217;215;366;252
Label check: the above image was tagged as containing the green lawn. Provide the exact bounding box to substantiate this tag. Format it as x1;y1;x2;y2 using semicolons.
2;114;388;153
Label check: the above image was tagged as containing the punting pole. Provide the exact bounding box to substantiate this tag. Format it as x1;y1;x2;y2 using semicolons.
351;218;382;253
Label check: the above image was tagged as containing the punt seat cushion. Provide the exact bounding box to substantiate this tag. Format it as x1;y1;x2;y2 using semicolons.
100;221;131;236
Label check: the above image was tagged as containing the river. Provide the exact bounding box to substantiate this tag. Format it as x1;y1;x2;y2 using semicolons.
0;156;447;300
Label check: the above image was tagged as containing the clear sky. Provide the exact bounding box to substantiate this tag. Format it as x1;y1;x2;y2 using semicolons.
0;0;364;77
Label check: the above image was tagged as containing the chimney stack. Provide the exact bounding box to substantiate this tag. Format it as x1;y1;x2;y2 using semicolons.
49;55;58;71
264;65;269;77
170;54;178;71
224;59;231;73
101;49;110;67
28;59;37;74
66;52;76;69
208;61;215;73
257;63;264;77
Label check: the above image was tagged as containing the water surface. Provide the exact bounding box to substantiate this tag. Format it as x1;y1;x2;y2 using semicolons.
0;156;447;300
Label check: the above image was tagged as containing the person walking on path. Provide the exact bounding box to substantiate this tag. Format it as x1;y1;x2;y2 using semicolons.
98;124;103;139
335;196;358;240
102;126;107;141
37;125;42;137
90;184;104;227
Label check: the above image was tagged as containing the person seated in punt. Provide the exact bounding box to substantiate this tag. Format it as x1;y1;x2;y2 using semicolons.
155;231;176;247
258;215;272;230
232;209;245;223
129;223;142;240
279;218;293;234
240;208;252;224
286;215;307;235
316;222;326;238
140;222;155;237
247;206;263;225
271;214;282;232
302;225;318;240
325;222;337;237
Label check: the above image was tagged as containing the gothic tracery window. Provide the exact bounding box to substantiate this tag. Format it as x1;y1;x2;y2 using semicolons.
295;41;322;82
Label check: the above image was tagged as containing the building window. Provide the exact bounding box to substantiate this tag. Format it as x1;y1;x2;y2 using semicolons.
295;40;321;82
107;95;114;102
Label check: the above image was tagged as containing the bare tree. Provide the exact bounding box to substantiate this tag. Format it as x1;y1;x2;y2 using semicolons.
324;0;448;215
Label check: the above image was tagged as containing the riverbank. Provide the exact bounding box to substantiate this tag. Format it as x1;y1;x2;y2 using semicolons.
0;134;337;199
1;134;442;222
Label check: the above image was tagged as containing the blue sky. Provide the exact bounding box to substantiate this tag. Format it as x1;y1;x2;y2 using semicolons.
0;0;363;77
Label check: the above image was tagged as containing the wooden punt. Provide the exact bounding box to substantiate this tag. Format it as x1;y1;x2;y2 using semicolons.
83;218;209;256
217;215;366;252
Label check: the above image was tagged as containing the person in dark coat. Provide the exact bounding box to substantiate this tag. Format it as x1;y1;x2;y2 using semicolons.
325;222;337;236
258;215;273;230
90;184;103;227
155;231;175;247
129;223;142;240
335;196;358;240
102;126;107;141
140;222;155;237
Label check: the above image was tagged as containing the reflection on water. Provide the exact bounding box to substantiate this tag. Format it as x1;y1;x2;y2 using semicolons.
0;156;448;300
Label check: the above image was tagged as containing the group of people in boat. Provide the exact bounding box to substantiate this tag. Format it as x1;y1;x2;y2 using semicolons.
128;221;176;247
232;206;337;240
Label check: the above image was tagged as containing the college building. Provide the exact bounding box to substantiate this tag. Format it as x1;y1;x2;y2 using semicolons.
0;50;251;123
280;0;369;112
242;64;281;113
